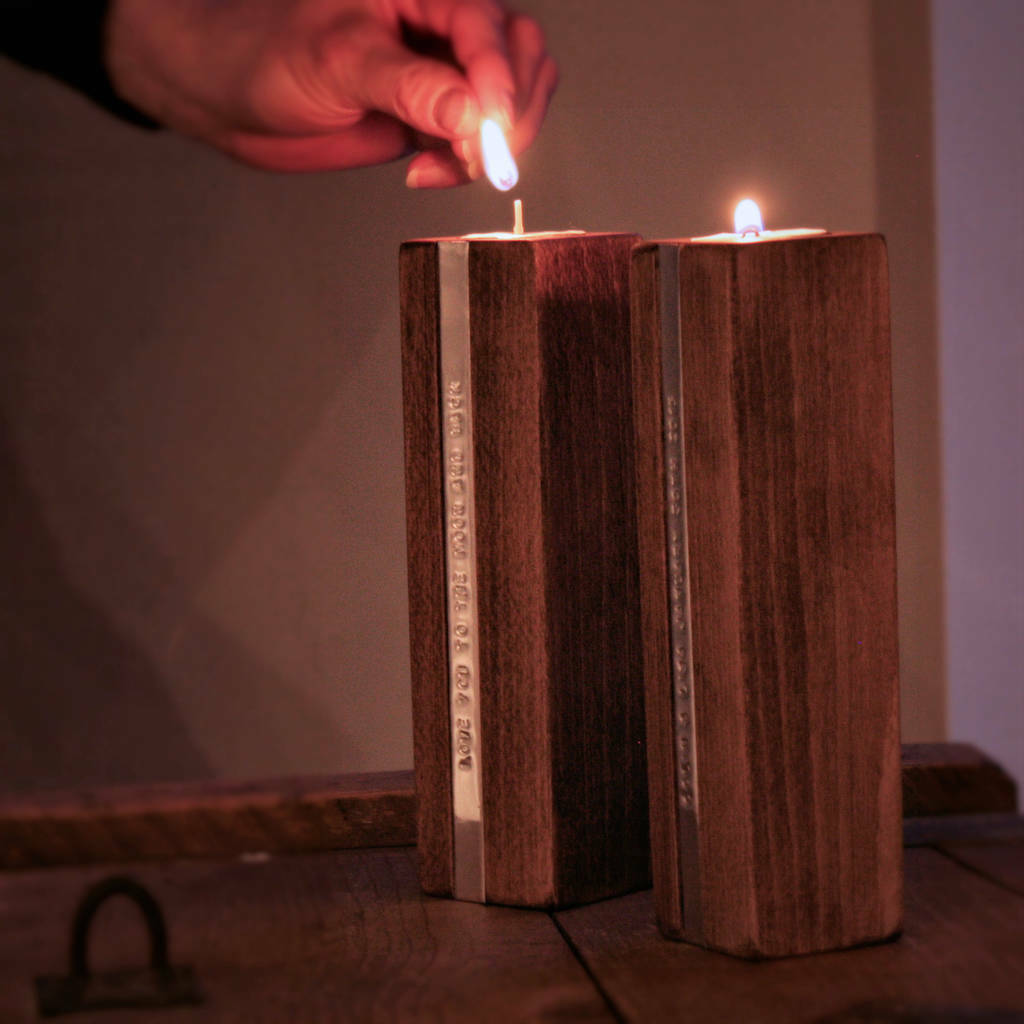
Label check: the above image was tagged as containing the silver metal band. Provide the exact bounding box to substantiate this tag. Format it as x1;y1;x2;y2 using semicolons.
438;242;486;903
657;245;702;937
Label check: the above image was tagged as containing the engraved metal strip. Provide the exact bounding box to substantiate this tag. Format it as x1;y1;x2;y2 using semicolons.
658;245;702;938
439;241;485;903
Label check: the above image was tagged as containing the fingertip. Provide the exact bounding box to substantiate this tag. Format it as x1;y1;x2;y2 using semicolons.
547;54;560;89
508;55;560;157
434;87;479;138
406;150;472;189
539;54;559;103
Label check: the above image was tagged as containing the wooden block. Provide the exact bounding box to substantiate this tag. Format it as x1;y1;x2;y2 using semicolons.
631;234;903;957
400;232;649;908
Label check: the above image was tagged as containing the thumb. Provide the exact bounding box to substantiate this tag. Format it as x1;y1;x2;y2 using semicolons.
351;42;481;140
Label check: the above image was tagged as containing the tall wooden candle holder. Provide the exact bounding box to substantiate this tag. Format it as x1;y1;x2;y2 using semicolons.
400;231;649;908
630;231;903;958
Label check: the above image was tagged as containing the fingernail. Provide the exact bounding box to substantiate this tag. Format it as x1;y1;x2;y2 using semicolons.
435;89;475;137
405;165;421;188
498;93;515;132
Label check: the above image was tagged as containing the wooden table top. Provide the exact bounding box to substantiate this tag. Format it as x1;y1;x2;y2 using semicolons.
1;815;1022;1023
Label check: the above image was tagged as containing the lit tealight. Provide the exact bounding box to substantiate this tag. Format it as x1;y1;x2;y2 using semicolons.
480;119;519;192
734;198;765;237
693;198;826;243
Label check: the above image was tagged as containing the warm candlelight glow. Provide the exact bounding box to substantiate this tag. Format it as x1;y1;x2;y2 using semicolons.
692;197;826;244
734;198;764;236
480;119;519;192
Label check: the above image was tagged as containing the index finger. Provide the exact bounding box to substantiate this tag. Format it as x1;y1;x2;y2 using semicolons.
394;0;515;127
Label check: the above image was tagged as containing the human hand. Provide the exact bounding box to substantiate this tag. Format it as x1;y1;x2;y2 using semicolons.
105;0;557;186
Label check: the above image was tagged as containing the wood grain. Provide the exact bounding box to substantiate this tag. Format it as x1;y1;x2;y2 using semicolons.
0;772;415;870
469;240;553;906
400;243;454;897
0;847;614;1024
902;742;1018;817
629;244;681;937
556;845;1024;1022
632;236;903;957
400;234;648;908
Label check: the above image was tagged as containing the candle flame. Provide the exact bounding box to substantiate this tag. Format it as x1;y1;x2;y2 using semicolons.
480;119;519;192
734;198;764;236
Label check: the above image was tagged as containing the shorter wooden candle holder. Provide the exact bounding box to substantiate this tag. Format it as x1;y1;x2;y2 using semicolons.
400;232;649;908
631;233;903;958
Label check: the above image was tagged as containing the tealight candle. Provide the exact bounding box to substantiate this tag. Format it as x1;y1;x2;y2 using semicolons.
400;204;648;908
630;199;902;958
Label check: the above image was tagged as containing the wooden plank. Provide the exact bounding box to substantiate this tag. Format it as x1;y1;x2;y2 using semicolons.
902;742;1018;817
904;812;1024;847
0;744;1015;872
937;840;1024;896
400;234;649;908
0;771;415;869
0;847;614;1024
556;846;1024;1022
631;236;902;957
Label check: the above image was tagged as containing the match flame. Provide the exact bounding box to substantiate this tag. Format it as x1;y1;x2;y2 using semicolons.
734;198;764;236
480;119;519;192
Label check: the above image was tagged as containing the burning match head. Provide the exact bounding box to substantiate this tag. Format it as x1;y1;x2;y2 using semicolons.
480;119;519;191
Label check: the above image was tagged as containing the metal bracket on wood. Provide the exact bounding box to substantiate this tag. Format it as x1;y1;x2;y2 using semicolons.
34;875;202;1016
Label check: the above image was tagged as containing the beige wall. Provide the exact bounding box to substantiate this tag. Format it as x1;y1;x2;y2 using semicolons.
0;0;947;793
933;0;1023;789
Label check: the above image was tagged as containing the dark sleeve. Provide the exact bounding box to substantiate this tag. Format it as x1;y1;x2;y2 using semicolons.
1;0;158;128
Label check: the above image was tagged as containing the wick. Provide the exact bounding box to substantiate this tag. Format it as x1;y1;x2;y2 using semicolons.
738;224;762;238
513;198;524;235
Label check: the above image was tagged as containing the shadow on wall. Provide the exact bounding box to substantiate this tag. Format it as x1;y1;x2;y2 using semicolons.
0;406;209;789
0;62;413;791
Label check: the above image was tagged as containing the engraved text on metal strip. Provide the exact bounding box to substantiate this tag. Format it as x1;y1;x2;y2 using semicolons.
439;242;486;903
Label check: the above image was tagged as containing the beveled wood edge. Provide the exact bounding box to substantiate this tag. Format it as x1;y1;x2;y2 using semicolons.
1;745;1016;870
901;741;1018;817
0;770;415;870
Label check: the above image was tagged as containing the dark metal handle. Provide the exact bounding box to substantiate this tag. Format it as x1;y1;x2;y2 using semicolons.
69;876;169;979
36;874;200;1015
